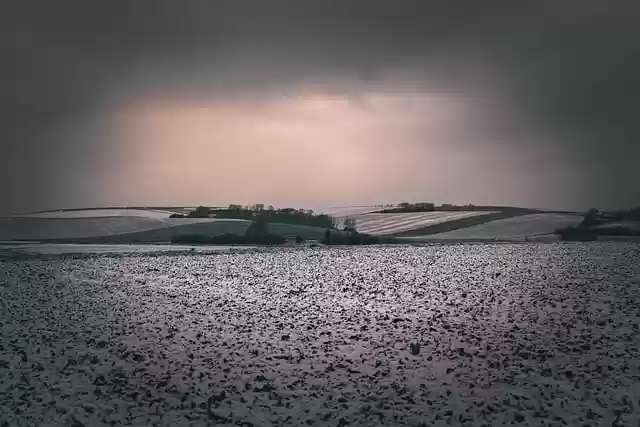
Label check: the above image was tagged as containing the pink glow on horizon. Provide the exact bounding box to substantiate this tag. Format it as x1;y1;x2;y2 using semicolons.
104;90;490;208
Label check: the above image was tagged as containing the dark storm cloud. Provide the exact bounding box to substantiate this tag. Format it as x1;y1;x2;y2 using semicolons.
1;0;639;213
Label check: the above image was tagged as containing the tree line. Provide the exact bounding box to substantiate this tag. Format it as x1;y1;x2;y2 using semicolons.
375;202;482;213
172;205;337;229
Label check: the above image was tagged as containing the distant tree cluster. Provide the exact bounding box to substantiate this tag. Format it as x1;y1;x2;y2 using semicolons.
435;203;479;211
211;204;337;228
376;202;436;213
375;202;522;213
400;202;436;211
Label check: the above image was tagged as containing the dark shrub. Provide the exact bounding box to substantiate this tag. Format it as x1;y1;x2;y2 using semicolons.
171;232;285;245
555;226;598;241
346;232;361;245
295;236;305;243
580;208;600;228
324;230;382;246
259;234;286;245
169;213;185;218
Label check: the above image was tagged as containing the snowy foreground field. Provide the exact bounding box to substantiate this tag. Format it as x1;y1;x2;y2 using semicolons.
1;244;640;427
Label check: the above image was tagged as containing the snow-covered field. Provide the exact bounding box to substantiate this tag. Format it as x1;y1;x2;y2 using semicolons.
2;206;497;242
320;207;497;236
410;213;583;241
15;209;180;219
3;208;345;242
0;216;251;242
1;244;639;426
352;212;496;236
0;207;589;243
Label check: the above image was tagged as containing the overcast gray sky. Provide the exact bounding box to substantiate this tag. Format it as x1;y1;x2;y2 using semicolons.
1;0;638;214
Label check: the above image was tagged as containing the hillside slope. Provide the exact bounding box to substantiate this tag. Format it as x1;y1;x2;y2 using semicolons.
388;209;535;237
0;217;218;241
354;211;498;236
2;206;590;244
53;219;253;243
404;213;583;241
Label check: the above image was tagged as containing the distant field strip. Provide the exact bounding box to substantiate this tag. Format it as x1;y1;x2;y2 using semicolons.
15;209;178;219
595;221;640;231
412;213;583;240
36;219;252;243
0;217;221;241
355;211;496;235
105;219;252;243
322;206;379;218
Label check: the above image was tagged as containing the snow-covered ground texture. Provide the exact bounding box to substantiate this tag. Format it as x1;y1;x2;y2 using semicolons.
413;214;583;241
1;244;639;426
350;212;496;236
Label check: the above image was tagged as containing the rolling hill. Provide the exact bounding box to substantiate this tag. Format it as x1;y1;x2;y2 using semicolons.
0;206;593;244
402;213;584;241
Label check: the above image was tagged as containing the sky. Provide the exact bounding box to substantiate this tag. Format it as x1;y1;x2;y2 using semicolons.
1;0;638;214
